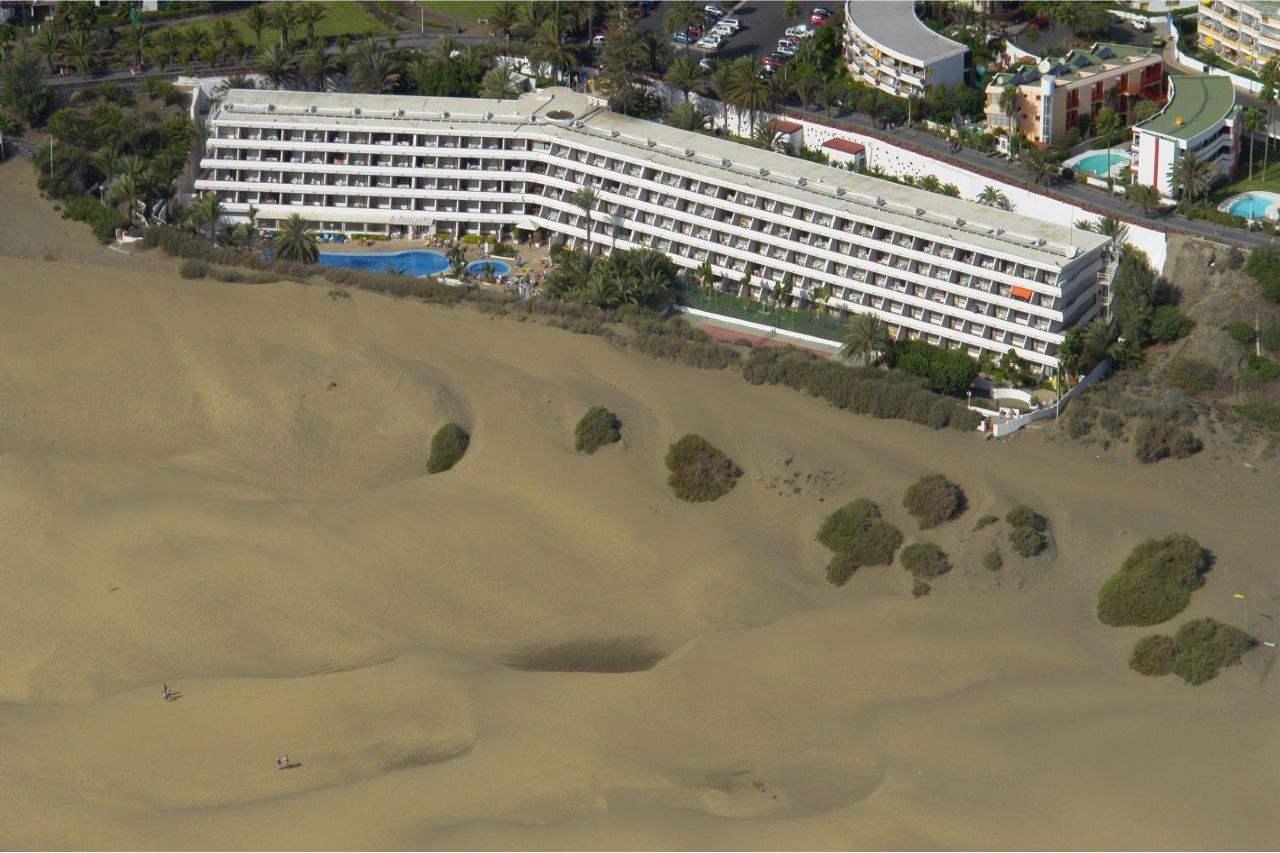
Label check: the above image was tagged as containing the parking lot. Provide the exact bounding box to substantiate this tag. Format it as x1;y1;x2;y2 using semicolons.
635;1;813;65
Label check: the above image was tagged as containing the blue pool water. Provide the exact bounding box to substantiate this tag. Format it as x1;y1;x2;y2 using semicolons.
1228;193;1278;219
465;259;512;278
317;249;450;276
1074;151;1128;177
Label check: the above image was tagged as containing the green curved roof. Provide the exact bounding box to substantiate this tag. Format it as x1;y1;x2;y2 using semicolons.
1137;76;1236;141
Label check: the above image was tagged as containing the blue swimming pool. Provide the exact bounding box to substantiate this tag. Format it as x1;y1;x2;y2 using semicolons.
1227;192;1279;219
1073;151;1129;177
465;259;512;278
317;249;450;276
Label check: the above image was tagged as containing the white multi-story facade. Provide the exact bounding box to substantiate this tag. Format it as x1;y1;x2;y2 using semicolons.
1197;0;1280;73
195;88;1112;372
1130;75;1240;199
842;0;968;98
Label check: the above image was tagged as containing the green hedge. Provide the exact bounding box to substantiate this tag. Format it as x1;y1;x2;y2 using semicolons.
64;195;127;243
1097;534;1207;627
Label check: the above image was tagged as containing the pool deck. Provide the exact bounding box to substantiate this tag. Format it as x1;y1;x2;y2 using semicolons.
1065;149;1130;178
317;238;553;280
1218;191;1280;222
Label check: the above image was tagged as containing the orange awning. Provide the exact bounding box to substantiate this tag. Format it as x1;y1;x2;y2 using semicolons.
1010;286;1033;301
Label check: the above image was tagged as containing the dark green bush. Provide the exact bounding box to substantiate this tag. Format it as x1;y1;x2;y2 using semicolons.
742;346;981;431
1165;356;1218;392
575;406;622;454
63;194;128;243
1006;504;1047;531
1129;634;1176;676
1133;419;1203;464
974;514;999;530
983;549;1003;571
1148;305;1194;343
665;434;741;502
816;498;903;585
1225;321;1257;347
893;339;979;396
1237;399;1280;431
911;579;932;598
1170;618;1256;685
902;473;964;529
1241;355;1280;389
426;422;470;473
1246;245;1280;303
900;541;950;579
1096;534;1208;627
1006;504;1049;557
1261;318;1280;351
179;258;209;279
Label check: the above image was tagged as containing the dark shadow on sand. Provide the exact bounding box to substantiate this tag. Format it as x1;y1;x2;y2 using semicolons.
502;637;666;673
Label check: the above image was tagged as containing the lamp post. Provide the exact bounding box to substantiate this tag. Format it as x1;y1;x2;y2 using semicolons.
1234;593;1247;628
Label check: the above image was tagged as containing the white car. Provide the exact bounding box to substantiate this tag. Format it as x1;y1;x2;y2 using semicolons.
785;24;813;38
775;43;796;57
1132;17;1151;31
696;34;724;49
720;17;741;30
711;22;734;37
776;38;798;54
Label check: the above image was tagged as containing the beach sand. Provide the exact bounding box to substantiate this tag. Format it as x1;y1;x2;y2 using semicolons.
0;158;1277;850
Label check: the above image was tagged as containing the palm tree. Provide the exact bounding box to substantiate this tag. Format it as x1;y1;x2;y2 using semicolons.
33;26;60;73
1260;59;1279;177
269;2;301;46
62;29;96;76
572;185;599;253
349;48;401;93
191;193;223;243
1022;146;1059;186
786;62;820;112
783;0;801;25
665;101;710;131
274;212;319;263
297;1;326;46
479;64;521;100
976;185;1011;210
1125;183;1161;217
297;43;338;92
243;5;270;46
664;53;702;105
214;73;256;100
183;27;212;71
999;83;1018;140
1244;107;1264;181
531;19;578;83
490;1;518;40
1168;150;1211;208
728;55;774;136
636;30;670;75
118;23;149;69
841;312;889;367
108;172;141;224
1095;215;1129;249
663;0;701;54
583;266;622;308
256;44;297;89
151;27;180;71
1094;106;1121;189
752;118;786;152
709;60;734;132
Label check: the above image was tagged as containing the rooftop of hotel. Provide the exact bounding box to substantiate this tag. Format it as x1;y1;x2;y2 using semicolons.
842;0;968;65
1135;75;1237;141
207;88;1107;265
989;42;1158;89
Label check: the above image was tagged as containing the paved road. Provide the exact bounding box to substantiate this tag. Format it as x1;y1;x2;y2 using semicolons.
636;0;812;66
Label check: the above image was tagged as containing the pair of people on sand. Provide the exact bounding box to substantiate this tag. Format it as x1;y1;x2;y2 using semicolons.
275;755;291;771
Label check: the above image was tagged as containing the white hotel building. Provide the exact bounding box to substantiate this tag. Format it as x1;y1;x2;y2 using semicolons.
195;88;1112;372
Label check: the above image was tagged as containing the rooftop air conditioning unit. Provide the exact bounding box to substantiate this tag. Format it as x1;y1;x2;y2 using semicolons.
797;177;806;187
308;105;316;114
874;196;884;205
484;111;493;120
352;107;361;116
914;207;924;215
992;227;1003;235
953;217;964;226
835;187;845;196
721;158;731;167
645;138;655;147
683;148;693;157
226;104;235;111
440;111;449;119
266;104;275;111
396;109;405;116
609;130;619;138
758;168;768;176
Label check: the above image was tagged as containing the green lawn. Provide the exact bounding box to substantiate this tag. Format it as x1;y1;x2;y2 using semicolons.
1213;146;1280;200
419;1;504;22
161;1;387;44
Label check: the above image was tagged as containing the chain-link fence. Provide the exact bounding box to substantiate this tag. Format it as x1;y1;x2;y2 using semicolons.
677;284;846;342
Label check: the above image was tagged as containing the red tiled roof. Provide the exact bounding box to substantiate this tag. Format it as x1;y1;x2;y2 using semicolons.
822;138;866;155
772;120;803;134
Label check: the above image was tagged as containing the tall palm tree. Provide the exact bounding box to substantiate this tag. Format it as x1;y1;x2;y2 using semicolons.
269;2;301;46
665;100;710;131
752;118;786;152
976;185;1012;210
664;53;702;105
1260;59;1279;177
118;22;149;69
349;48;401;93
1094;106;1121;188
531;19;578;83
999;83;1018;134
62;29;96;76
787;62;820;112
572;185;599;253
1021;146;1059;186
729;56;775;136
583;266;622;308
191;193;223;243
299;43;339;92
1244;107;1264;181
151;27;180;70
33;26;61;73
243;4;270;46
1168;150;1211;208
490;1;518;41
210;18;238;63
433;34;461;61
636;30;670;75
841;312;889;367
1125;183;1160;217
182;26;212;70
709;59;734;133
297;1;326;46
109;172;141;224
256;44;297;89
479;64;521;100
510;0;546;41
1095;215;1129;249
274;212;319;263
664;0;701;55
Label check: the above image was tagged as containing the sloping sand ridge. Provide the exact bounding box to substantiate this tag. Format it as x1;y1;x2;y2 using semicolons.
0;167;1277;849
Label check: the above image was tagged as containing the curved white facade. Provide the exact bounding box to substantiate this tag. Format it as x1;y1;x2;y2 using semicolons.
842;0;967;97
196;88;1110;371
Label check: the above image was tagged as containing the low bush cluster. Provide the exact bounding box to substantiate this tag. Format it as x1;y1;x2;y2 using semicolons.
743;346;982;432
902;474;964;529
911;579;932;598
1005;504;1049;558
1225;321;1257;347
816;498;904;586
575;406;622;454
1133;419;1203;464
974;514;998;531
626;316;739;369
1164;356;1218;393
983;549;1003;572
665;434;741;503
1148;305;1194;344
63;195;128;243
1245;245;1280;303
1097;534;1207;627
900;541;951;579
1242;356;1280;389
179;258;209;279
1131;619;1255;684
892;339;979;396
426;423;470;474
1237;398;1280;432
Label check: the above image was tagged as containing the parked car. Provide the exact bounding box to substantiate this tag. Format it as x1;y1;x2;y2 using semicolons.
757;65;776;79
785;24;813;39
720;17;741;30
687;23;705;38
812;6;834;16
775;44;796;57
711;22;734;37
704;3;726;18
673;30;693;44
699;56;715;71
697;34;724;49
809;13;831;26
777;37;798;51
761;53;787;68
592;34;607;45
1133;17;1151;31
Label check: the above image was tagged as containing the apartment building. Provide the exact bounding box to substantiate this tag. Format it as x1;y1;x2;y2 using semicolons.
1130;74;1240;198
985;44;1164;145
842;0;968;98
1197;0;1280;73
195;88;1112;372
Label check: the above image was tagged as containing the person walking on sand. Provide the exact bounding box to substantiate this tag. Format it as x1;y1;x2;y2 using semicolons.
162;682;173;701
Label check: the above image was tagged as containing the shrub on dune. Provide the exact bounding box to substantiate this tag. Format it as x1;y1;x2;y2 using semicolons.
575;406;622;454
902;474;964;529
816;498;904;586
1096;534;1207;627
427;422;470;473
665;434;741;502
1006;504;1050;557
1169;618;1256;685
900;541;950;579
1129;634;1176;677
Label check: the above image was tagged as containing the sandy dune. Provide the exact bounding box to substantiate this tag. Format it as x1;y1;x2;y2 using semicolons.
0;159;1277;849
